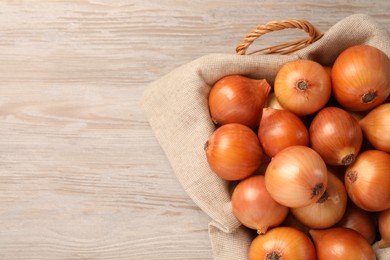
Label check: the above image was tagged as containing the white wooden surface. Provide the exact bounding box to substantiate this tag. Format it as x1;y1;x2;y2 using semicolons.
0;1;389;259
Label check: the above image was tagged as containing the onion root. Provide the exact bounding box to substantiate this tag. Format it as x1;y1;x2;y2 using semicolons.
347;170;358;184
342;153;355;165
266;251;282;260
362;91;377;104
312;183;324;198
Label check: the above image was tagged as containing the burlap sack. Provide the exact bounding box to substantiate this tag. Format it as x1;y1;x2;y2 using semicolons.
141;14;390;259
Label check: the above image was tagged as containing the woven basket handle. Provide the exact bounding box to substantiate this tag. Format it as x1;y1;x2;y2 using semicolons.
236;19;323;55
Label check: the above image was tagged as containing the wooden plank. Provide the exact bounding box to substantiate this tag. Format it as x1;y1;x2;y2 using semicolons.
0;0;389;259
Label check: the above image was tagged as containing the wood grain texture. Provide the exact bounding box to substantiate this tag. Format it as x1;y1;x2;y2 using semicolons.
0;1;389;259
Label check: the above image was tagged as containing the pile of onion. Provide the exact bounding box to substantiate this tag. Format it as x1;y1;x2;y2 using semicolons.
205;44;390;259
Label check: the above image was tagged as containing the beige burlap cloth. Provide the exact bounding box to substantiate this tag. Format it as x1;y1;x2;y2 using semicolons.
141;14;390;259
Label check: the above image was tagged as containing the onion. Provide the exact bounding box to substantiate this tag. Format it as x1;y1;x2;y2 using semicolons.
258;107;309;157
274;59;331;116
331;45;390;111
348;110;366;122
266;92;284;110
345;150;390;212
309;106;363;166
310;227;376;260
378;208;390;248
249;226;316;260
337;202;377;244
208;75;271;128
232;175;288;234
282;212;311;237
323;66;332;78
205;123;263;181
291;171;347;229
359;103;390;153
265;146;327;208
253;161;270;176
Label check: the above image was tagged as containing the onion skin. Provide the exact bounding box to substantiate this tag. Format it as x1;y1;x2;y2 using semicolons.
258;107;309;157
337;202;377;244
291;171;347;229
208;75;271;128
265;146;328;208
348;110;366;122
378;208;390;248
266;92;284;110
309;106;363;166
274;59;331;116
359;103;390;153
323;66;332;78
205;123;263;181
282;212;311;237
232;175;288;234
310;227;376;260
249;226;316;260
331;45;390;111
345;150;390;212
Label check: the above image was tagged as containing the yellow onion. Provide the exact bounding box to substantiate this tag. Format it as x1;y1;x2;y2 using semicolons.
348;110;366;121
282;212;311;237
266;92;284;110
359;103;390;153
331;45;390;111
258;107;309;157
309;106;362;166
274;59;331;116
337;202;377;244
378;208;390;248
208;75;271;128
205;123;263;181
249;226;316;260
291;171;347;229
232;175;288;234
345;150;390;212
265;146;327;208
310;227;376;260
323;66;332;78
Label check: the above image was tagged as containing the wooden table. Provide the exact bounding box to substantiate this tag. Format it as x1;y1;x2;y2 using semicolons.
0;1;388;259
